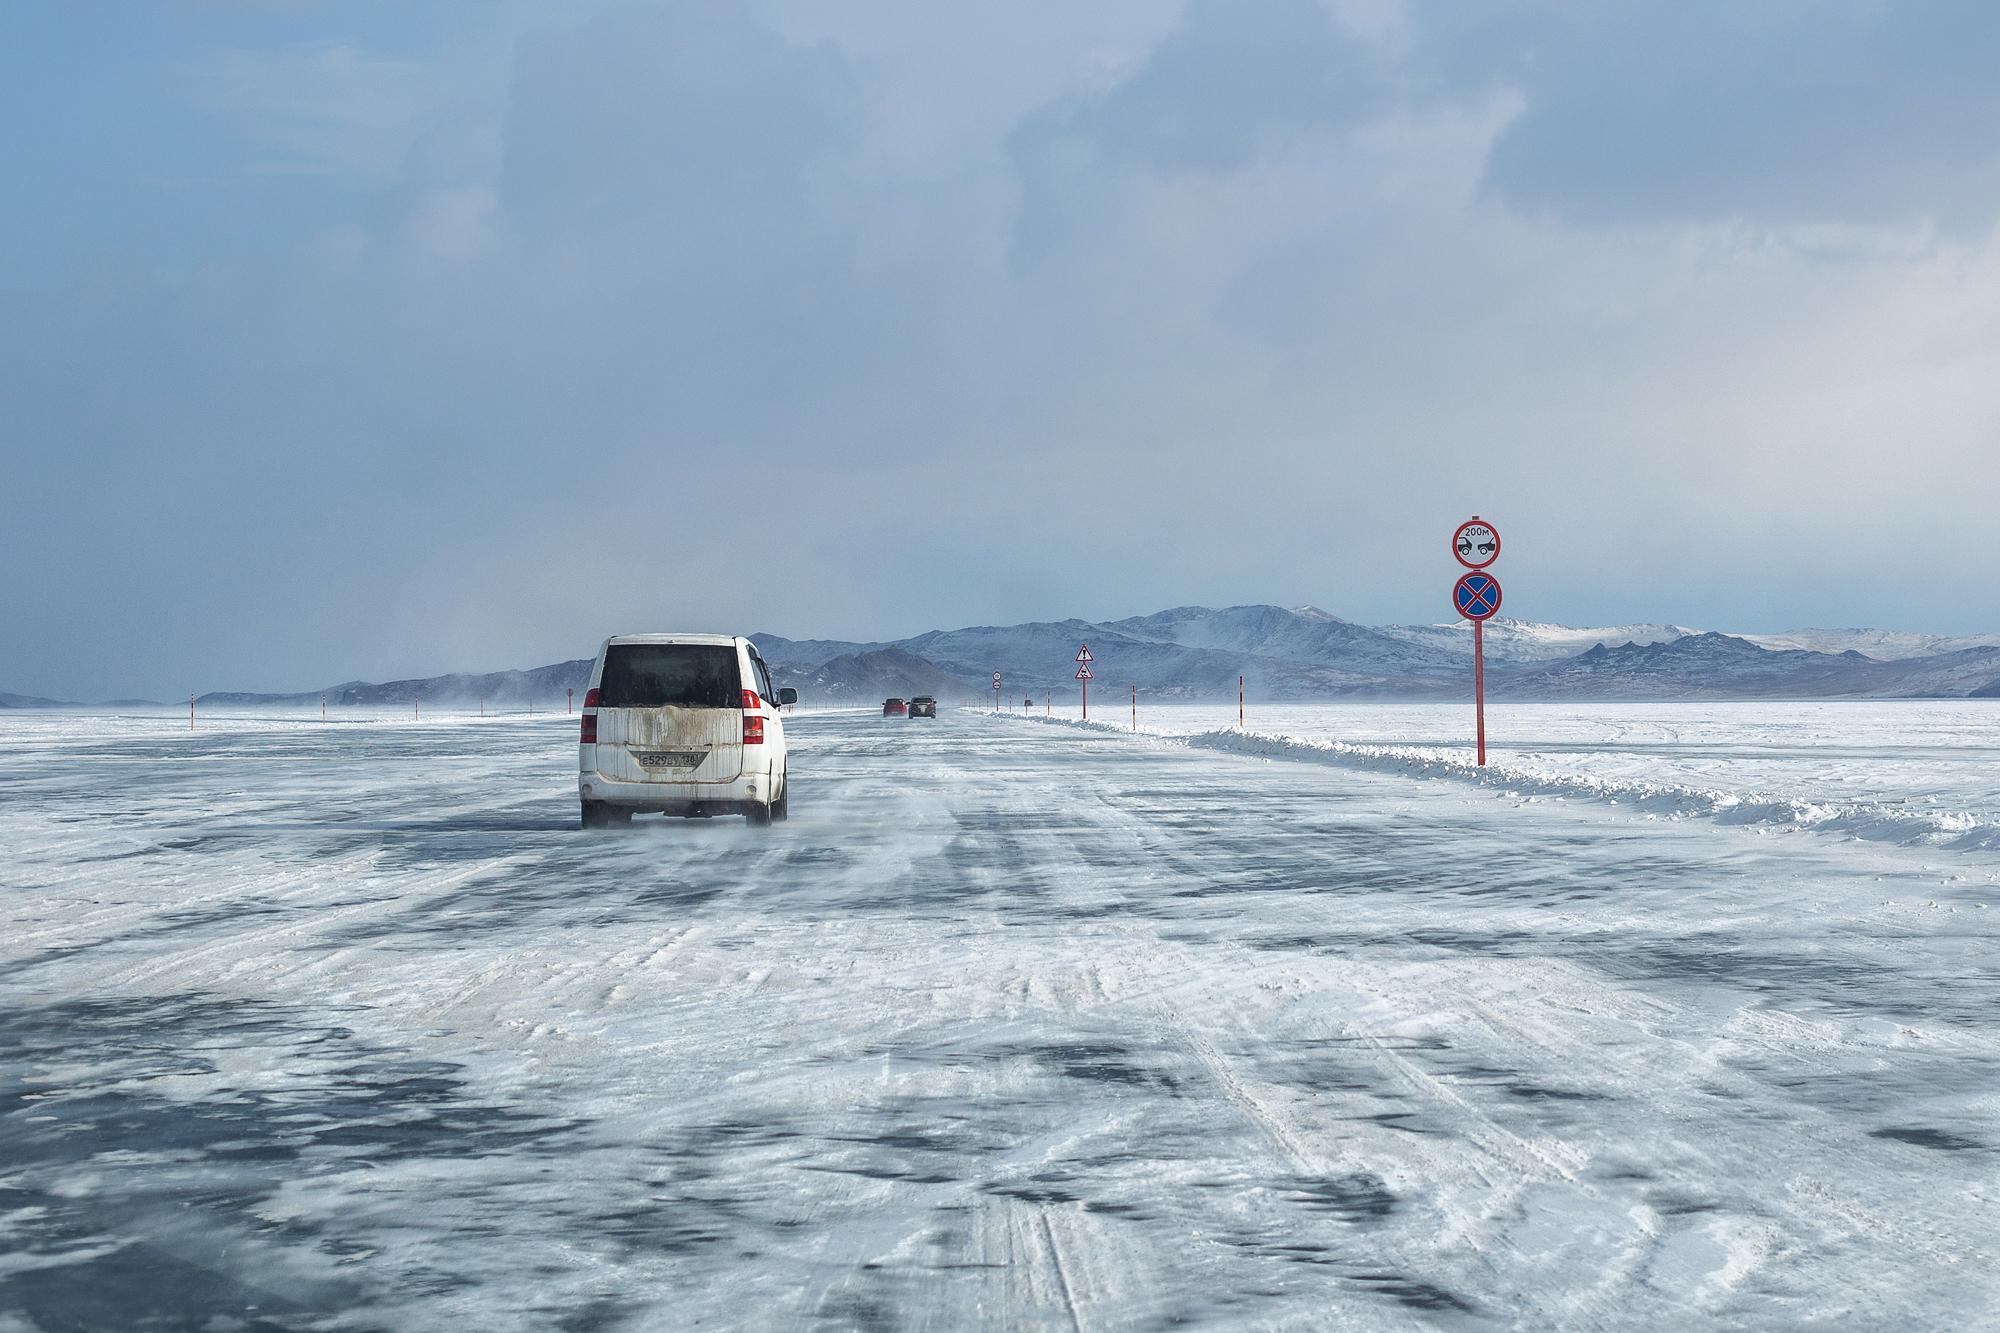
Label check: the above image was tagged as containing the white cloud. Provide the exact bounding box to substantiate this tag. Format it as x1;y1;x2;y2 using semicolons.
405;184;499;263
190;40;441;181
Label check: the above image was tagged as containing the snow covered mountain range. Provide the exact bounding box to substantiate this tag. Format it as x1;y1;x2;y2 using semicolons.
756;606;2000;701
11;607;2000;708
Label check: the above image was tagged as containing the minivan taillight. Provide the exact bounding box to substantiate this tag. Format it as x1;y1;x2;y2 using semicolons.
579;713;597;744
740;689;761;712
584;687;600;709
743;713;765;744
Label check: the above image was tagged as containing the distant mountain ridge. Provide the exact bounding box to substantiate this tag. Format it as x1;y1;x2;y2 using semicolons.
756;606;2000;701
8;606;2000;708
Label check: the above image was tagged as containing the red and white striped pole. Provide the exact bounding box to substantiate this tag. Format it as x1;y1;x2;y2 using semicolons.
1238;676;1244;728
1131;684;1136;731
1474;619;1487;766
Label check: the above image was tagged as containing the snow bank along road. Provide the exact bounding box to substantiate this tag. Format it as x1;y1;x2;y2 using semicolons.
2;708;1995;1329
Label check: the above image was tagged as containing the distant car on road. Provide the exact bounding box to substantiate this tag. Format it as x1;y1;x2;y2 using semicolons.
578;634;796;828
909;696;937;718
883;697;908;717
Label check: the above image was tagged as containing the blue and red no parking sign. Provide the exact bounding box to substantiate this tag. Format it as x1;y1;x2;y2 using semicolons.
1452;571;1502;621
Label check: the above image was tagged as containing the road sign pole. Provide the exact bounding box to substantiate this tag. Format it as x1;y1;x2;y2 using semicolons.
1238;676;1244;728
1131;684;1136;731
1451;516;1503;765
1474;619;1487;766
1082;677;1088;721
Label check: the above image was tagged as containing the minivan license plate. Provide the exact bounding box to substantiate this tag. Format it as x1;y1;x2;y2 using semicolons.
634;749;704;769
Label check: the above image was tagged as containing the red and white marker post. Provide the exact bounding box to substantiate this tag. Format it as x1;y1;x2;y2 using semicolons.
1450;517;1503;765
993;672;1002;713
1075;643;1094;720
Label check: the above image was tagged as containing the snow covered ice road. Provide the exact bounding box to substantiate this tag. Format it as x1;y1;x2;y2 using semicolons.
3;708;1996;1329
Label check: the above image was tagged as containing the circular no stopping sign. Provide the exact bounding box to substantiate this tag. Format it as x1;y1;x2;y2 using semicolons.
1453;571;1502;621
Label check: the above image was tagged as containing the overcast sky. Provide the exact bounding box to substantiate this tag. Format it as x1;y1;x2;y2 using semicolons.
5;1;1998;699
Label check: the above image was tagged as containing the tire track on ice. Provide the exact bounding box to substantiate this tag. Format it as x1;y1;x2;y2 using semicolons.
93;854;529;993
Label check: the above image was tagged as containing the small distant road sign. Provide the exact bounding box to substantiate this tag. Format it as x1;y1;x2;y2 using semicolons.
993;672;1002;689
1452;518;1501;570
1075;644;1094;664
1075;664;1093;681
1453;571;1502;622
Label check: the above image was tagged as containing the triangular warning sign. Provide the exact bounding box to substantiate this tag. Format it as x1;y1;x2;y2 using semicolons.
1075;644;1094;663
1075;664;1093;680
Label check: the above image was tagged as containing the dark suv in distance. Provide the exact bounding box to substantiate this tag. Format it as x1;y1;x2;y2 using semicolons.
908;696;938;718
882;697;908;717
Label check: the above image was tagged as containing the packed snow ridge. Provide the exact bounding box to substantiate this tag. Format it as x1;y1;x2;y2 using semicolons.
1002;710;2000;855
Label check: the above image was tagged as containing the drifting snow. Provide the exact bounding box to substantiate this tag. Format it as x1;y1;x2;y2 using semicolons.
1380;616;1703;662
1188;729;2000;850
2;706;1996;1327
1742;628;2000;660
1006;700;2000;853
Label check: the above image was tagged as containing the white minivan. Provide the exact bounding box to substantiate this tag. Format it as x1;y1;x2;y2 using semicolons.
577;634;797;828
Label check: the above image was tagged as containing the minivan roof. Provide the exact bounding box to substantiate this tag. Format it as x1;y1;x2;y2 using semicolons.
603;633;746;648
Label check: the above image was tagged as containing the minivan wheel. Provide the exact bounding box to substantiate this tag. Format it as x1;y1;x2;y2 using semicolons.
772;769;790;822
582;801;630;829
745;799;774;827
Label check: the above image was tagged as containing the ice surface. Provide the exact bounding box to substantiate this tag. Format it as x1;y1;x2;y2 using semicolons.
1038;700;2000;851
2;705;1996;1328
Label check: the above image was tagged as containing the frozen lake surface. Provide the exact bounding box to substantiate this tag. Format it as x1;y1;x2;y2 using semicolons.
2;705;1997;1328
1067;700;2000;851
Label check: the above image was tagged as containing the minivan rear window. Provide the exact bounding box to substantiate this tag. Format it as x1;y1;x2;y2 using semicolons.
597;644;741;708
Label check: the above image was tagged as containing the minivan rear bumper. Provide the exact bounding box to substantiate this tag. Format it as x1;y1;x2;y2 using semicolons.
578;770;770;810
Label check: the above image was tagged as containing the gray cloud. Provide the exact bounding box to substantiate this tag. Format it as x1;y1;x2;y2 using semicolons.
1017;0;1382;176
1447;0;2000;227
3;1;1997;700
501;3;859;239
